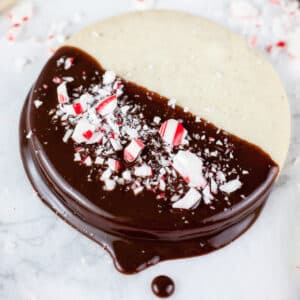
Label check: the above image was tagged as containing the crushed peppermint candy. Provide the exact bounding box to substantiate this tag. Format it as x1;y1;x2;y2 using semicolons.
48;58;248;212
159;119;187;147
172;188;201;210
219;178;242;194
34;99;43;109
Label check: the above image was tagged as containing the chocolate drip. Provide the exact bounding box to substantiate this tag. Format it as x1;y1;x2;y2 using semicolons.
152;275;175;298
19;46;279;274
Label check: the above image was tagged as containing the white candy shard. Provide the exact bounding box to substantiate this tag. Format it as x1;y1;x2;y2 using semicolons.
202;185;214;204
172;188;201;209
172;151;206;188
101;169;112;181
122;170;132;181
73;152;81;162
210;177;218;194
220;178;242;194
72;119;95;144
133;186;144;195
216;171;226;183
159;179;166;191
26;130;32;139
62;128;73;143
134;164;152;177
159;119;187;146
153;116;161;124
84;156;92;167
95;94;117;115
104;179;116;191
110;138;123;151
57;82;69;104
95;156;105;165
103;71;116;85
34;99;43;109
168;98;176;108
124;138;145;162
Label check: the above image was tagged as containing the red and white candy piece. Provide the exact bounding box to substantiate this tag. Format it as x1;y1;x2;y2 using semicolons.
95;94;117;116
123;138;145;163
219;178;242;194
64;57;74;70
72;119;95;144
159;119;187;147
86;131;103;145
172;188;201;210
172;150;207;188
134;164;152;177
107;158;121;172
57;82;69;104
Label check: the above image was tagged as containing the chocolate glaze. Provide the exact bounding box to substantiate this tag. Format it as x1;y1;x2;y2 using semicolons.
152;275;175;298
19;46;279;274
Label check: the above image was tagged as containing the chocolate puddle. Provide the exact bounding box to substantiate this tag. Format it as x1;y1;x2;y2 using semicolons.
20;46;279;275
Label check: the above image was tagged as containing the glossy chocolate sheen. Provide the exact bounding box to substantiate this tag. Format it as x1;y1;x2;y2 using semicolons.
20;46;279;274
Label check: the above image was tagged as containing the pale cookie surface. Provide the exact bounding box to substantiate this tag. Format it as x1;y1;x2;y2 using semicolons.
66;10;290;168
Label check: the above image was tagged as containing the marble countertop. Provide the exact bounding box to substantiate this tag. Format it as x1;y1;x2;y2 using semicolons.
1;0;300;299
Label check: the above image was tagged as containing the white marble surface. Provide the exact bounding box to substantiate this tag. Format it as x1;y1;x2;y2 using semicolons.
1;0;300;299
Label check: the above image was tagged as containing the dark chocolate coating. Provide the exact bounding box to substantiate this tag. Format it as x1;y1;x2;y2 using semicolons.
19;46;279;274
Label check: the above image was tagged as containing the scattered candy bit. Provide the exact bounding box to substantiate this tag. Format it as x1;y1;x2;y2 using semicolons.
104;179;116;191
168;98;176;108
159;119;187;147
64;57;74;70
172;188;201;210
57;82;69;104
134;164;152;177
124;138;145;163
72;119;95;144
95;94;117;116
220;178;242;193
103;70;116;85
63;128;73;143
84;156;93;167
172;151;207;188
202;185;214;204
26;130;32;139
34;99;43;109
107;158;121;172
